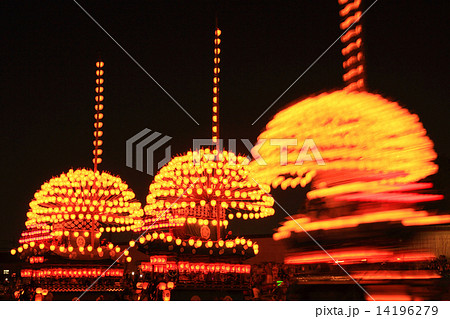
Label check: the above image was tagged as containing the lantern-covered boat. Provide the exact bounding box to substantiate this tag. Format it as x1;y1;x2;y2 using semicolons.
11;61;143;300
248;0;449;301
131;25;275;300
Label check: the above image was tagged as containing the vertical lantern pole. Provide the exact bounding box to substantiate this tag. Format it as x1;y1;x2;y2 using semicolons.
339;0;366;91
212;21;222;239
212;23;221;153
93;60;104;247
93;60;104;172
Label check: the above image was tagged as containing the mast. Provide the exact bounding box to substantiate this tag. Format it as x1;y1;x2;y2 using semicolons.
339;0;366;91
212;21;221;152
212;20;222;239
93;60;104;172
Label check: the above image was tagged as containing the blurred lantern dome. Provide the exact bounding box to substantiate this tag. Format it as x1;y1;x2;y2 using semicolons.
250;90;438;195
248;89;447;242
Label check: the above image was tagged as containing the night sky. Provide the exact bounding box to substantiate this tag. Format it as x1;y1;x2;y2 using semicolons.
1;1;449;248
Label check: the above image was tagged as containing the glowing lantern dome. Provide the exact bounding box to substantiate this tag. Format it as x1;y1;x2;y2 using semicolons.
17;168;142;260
134;148;272;258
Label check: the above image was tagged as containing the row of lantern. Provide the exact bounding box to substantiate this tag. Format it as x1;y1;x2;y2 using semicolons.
20;229;50;238
284;248;436;265
130;232;259;254
186;217;228;227
27;212;138;224
136;219;184;231
34;185;134;198
136;281;175;291
21;267;123;278
149;255;168;264
29;256;45;264
38;181;127;191
35;182;131;195
20;222;136;247
25;209;141;227
146;198;273;219
26;213;139;230
33;196;137;208
149;180;260;197
12;242;132;262
134;218;229;233
212;27;221;144
29;200;140;215
227;210;274;220
19;234;53;244
93;61;104;167
148;198;273;211
148;191;273;205
20;226;135;246
141;261;251;274
151;188;268;201
338;0;365;90
51;230;101;238
143;205;227;219
28;200;139;217
273;208;450;241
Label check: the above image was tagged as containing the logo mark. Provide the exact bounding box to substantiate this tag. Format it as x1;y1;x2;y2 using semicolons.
126;128;172;175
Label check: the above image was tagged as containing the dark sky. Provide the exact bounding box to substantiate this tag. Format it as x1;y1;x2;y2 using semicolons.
1;1;449;247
